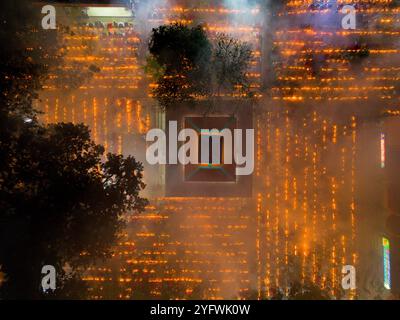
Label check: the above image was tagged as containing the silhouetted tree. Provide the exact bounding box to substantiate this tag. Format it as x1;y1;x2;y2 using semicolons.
147;23;212;110
213;34;252;96
0;122;148;299
146;24;253;110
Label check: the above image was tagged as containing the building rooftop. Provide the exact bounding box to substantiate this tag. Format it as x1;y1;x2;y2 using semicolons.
36;0;129;6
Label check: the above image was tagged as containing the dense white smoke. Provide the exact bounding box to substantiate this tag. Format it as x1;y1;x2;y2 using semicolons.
222;0;265;26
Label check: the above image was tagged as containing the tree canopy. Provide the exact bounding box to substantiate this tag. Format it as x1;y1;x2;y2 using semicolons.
213;34;252;96
146;24;253;110
0;122;148;299
148;24;212;109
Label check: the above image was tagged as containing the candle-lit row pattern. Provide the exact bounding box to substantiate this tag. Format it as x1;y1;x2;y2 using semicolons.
51;3;262;300
82;198;253;300
255;108;357;299
37;21;151;155
255;0;400;298
146;3;263;98
36;0;397;300
272;0;400;110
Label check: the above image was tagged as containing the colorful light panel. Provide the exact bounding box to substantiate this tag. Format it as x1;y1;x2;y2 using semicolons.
383;237;391;290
